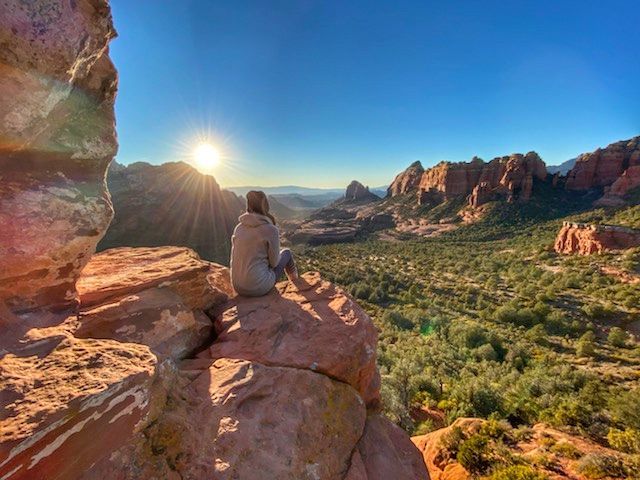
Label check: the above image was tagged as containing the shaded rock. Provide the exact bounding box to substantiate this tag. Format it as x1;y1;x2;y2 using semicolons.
357;414;429;480
345;180;380;202
205;272;381;407
100;161;244;263
77;246;230;310
554;222;640;255
0;333;162;480
0;0;118;314
566;136;640;191
388;161;425;197
77;288;212;360
596;164;640;206
83;358;367;480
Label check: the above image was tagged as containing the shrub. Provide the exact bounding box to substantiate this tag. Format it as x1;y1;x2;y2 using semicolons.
607;428;640;454
576;339;596;358
550;440;582;459
456;434;490;474
608;327;629;348
576;453;627;479
487;465;548;480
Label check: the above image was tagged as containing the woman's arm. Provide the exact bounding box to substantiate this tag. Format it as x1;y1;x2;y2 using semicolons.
266;225;280;268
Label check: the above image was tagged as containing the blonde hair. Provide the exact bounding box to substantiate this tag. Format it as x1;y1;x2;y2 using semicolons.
246;190;276;225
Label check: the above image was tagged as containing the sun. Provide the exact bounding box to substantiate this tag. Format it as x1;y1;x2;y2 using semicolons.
193;142;220;171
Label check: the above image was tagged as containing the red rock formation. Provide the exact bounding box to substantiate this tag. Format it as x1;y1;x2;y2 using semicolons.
205;272;380;406
565;137;640;191
554;222;640;255
596;165;640;206
388;161;425;197
0;3;429;479
100;161;244;263
418;152;546;207
0;0;118;313
345;180;380;202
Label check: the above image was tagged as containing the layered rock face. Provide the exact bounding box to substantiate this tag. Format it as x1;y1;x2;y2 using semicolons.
388;161;424;197
100;161;244;263
566;137;640;194
554;222;640;255
2;247;429;480
0;247;232;480
1;3;428;479
0;0;118;313
418;153;547;207
345;180;380;202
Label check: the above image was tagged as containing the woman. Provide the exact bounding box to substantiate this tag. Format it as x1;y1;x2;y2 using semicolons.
230;190;298;296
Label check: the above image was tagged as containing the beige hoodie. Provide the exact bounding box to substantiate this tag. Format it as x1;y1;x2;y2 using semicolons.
230;212;280;297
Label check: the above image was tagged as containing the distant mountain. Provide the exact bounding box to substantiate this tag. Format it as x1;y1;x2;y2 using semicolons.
271;192;341;210
547;158;577;175
100;161;243;264
227;185;345;196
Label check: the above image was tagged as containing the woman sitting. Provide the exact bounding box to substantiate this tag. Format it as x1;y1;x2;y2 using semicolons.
230;190;298;296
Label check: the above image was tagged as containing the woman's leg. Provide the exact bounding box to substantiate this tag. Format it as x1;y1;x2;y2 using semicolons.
273;248;297;280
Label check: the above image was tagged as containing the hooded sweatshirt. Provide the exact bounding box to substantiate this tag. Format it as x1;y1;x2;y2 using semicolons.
230;212;280;296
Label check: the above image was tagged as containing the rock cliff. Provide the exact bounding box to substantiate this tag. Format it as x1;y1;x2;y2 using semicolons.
0;3;428;478
388;161;424;197
565;137;640;194
418;152;547;207
0;0;118;313
100;161;243;263
554;222;640;255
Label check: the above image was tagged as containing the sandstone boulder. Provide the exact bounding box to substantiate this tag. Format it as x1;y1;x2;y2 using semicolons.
0;0;118;313
357;414;430;480
205;272;381;407
554;222;640;255
82;358;368;480
76;288;212;360
0;333;162;480
77;246;229;310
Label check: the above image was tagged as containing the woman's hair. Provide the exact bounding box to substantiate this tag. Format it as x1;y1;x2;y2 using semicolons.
246;190;276;225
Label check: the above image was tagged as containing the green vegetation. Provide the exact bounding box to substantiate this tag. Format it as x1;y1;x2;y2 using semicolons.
294;200;640;475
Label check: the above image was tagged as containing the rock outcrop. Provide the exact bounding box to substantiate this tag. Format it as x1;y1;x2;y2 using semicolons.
0;0;118;313
0;3;428;479
566;137;640;193
554;222;640;255
100;161;244;263
345;180;380;202
418;152;546;207
2;246;429;480
388;161;425;197
412;418;633;480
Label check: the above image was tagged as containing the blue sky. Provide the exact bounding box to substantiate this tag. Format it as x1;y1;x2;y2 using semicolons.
110;0;640;188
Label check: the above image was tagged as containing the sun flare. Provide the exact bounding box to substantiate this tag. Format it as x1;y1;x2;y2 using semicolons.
193;142;220;170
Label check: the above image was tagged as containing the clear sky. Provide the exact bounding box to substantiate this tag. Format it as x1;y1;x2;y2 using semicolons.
110;0;640;188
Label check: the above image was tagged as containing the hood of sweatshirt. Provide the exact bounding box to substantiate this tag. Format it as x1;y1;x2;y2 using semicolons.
238;212;272;227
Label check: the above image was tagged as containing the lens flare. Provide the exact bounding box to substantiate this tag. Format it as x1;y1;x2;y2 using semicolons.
193;143;220;171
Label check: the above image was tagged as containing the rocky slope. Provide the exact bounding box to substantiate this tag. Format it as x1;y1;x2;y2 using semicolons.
554;221;640;255
412;417;635;480
566;137;640;193
100;161;243;263
287;181;391;245
0;3;428;478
